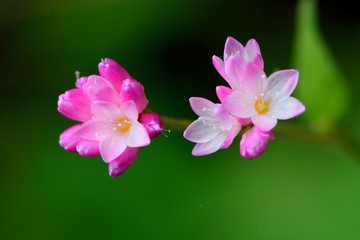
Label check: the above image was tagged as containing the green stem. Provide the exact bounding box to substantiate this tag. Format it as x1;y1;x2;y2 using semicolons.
162;116;360;161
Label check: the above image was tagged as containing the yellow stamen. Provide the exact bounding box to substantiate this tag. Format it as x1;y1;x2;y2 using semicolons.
254;98;270;115
116;118;131;133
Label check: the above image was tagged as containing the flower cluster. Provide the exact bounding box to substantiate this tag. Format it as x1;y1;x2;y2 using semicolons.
184;37;305;159
58;58;163;176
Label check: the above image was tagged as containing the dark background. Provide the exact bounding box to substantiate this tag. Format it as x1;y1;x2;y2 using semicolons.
1;0;359;239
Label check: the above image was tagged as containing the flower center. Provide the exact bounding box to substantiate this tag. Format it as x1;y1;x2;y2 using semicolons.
115;117;131;133
254;97;270;115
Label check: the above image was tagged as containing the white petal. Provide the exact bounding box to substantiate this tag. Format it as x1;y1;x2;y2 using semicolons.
183;118;220;143
251;115;278;132
127;121;151;147
223;90;255;118
270;97;305;120
100;135;127;163
189;97;216;117
265;70;299;102
91;101;120;121
192;132;227;156
120;100;138;120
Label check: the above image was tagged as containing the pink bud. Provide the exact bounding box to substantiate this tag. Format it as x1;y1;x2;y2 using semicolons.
75;76;89;88
76;141;100;157
139;112;163;139
119;79;149;113
57;89;92;122
98;58;131;91
108;147;140;177
240;127;275;160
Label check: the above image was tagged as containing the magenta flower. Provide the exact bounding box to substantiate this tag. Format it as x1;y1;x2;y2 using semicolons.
183;97;241;156
240;127;275;160
223;59;305;132
58;58;160;176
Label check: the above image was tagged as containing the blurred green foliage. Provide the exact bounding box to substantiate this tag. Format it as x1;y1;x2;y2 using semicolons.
1;0;360;239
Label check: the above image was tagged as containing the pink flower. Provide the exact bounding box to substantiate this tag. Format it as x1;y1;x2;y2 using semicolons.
240;127;275;160
223;59;305;132
58;58;159;176
212;37;264;90
183;97;241;156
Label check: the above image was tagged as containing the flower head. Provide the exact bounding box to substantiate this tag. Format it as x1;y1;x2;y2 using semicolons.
58;58;160;176
184;97;241;156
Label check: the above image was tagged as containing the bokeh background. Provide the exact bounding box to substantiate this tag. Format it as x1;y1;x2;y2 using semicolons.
1;0;360;239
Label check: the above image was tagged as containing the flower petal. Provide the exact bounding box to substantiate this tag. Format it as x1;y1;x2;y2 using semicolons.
120;100;138;121
108;147;140;177
221;124;241;149
192;131;227;156
224;36;245;61
265;70;299;102
225;56;264;92
82;75;120;105
244;39;262;62
91;101;121;121
119;79;148;113
76;140;100;157
183;118;220;143
189;97;216;117
57;89;92;122
212;56;229;84
251;115;278;132
76;119;106;141
75;76;89;88
100;135;127;163
98;58;131;91
223;90;255;118
216;85;232;102
271;97;306;120
59;124;83;152
127;121;151;147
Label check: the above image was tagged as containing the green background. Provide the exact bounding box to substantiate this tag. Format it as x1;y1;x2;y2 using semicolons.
1;0;360;239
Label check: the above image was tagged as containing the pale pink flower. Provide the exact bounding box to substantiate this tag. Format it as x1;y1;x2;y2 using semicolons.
223;59;305;132
212;37;264;90
76;100;150;163
184;97;241;156
240;127;275;160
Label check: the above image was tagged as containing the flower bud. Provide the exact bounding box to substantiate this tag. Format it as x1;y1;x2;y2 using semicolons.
98;58;131;91
240;127;275;160
139;112;163;139
108;148;140;177
119;79;149;113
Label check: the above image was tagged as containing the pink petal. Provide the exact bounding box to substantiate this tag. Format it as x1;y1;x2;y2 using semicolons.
240;127;272;160
189;97;216;117
183;119;220;143
212;55;230;85
100;135;127;163
237;118;252;125
76;119;106;141
244;39;262;62
265;70;299;102
119;79;149;113
91;101;120;121
271;97;305;120
251;115;278;132
76;141;100;157
98;58;131;91
120;100;139;121
214;104;233;129
57;89;92;122
221;124;241;149
59;124;83;152
224;56;264;92
216;85;232;102
224;36;245;61
192;132;227;156
127;121;151;147
223;90;255;118
82;75;120;105
251;55;264;70
108;147;140;177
